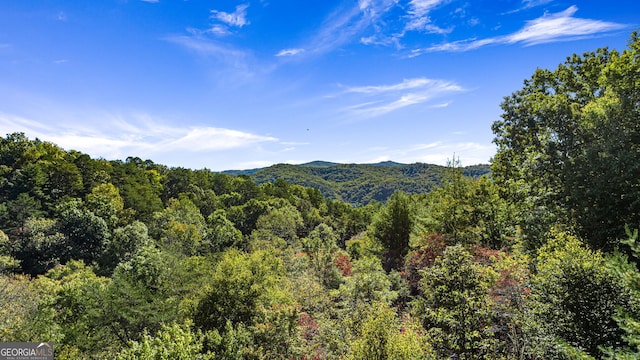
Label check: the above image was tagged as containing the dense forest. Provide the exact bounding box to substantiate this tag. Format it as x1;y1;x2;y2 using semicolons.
223;161;490;205
1;32;640;359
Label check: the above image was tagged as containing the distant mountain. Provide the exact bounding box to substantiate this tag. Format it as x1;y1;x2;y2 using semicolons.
223;162;490;206
299;161;340;168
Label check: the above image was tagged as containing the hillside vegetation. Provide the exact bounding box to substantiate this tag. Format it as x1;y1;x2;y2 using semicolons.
225;162;490;205
1;31;640;360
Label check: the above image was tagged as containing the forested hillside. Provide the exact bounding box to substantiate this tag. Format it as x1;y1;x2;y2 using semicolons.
1;32;640;360
224;162;490;205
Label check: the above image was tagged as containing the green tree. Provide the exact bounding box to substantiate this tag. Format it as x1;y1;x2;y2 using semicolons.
86;183;125;228
492;32;640;251
369;191;413;272
194;249;298;358
0;230;19;272
15;217;65;275
418;172;511;249
99;221;152;275
528;229;636;358
302;223;342;288
413;245;495;359
6;193;42;240
104;246;181;344
151;196;206;256
110;157;164;222
349;301;432;360
57;199;110;265
203;210;243;253
602;228;640;359
255;204;303;246
47;260;116;356
194;249;291;332
0;273;61;343
115;322;214;360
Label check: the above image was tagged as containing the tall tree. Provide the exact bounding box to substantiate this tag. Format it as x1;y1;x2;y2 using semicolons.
413;245;496;359
370;191;413;272
492;32;640;251
528;230;635;358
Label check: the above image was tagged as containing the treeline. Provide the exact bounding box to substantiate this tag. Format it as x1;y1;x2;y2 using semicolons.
1;32;640;359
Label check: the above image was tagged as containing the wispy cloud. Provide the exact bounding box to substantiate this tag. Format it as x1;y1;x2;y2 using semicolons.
503;0;553;15
165;35;255;79
0;111;277;162
211;4;250;28
363;141;495;166
507;6;625;45
343;78;443;94
140;0;159;3
301;0;397;56
404;0;450;33
338;77;464;118
275;48;305;57
358;0;451;47
522;0;553;10
413;5;627;54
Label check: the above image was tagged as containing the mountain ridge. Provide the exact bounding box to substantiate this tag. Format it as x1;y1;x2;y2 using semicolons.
223;161;490;205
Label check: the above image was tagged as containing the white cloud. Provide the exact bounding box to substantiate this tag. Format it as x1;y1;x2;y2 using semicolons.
505;5;625;45
303;0;398;55
415;6;627;53
207;24;232;36
211;4;250;28
363;141;495;166
140;0;159;3
163;127;277;152
165;35;255;79
275;48;305;57
522;0;552;9
343;78;444;94
0;111;277;162
338;77;464;118
357;0;451;48
233;160;275;170
405;0;449;32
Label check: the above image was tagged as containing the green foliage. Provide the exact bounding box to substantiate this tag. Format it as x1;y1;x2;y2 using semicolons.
204;209;244;252
15;217;65;275
600;227;640;359
369;191;413;271
348;301;432;360
116;322;214;360
0;230;19;272
413;244;496;359
151;196;207;256
194;249;291;332
255;204;303;245
86;183;124;228
47;260;117;356
302;223;342;288
0;273;61;342
337;256;397;309
110;157;164;222
418;171;512;249
100;221;152;274
57;199;110;265
243;162;489;206
492;32;640;251
529;229;635;358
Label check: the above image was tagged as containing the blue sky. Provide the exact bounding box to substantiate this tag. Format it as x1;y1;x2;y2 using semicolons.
0;0;637;170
